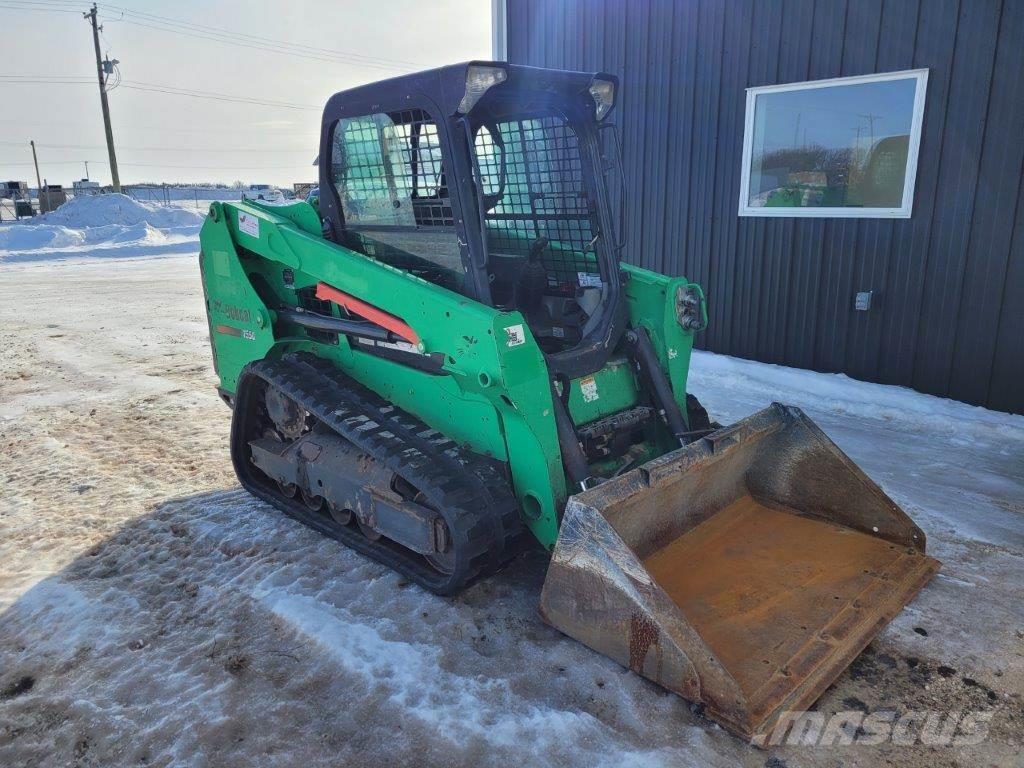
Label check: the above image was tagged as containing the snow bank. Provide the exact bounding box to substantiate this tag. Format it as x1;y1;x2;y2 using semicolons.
689;350;1024;443
0;193;204;264
40;193;205;229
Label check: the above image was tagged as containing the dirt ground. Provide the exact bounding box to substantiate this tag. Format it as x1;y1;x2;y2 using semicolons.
0;255;1021;768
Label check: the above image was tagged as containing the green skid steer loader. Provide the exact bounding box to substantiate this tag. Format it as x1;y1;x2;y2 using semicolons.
199;62;938;742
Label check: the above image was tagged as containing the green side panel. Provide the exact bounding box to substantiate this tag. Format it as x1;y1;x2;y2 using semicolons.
342;348;509;461
489;314;567;547
622;263;703;424
566;357;639;425
198;210;275;392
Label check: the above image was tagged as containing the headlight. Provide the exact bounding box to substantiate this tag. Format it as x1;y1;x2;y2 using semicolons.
458;64;507;114
588;78;615;121
676;284;707;332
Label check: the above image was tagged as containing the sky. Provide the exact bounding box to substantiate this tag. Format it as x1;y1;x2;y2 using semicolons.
754;77;918;155
0;0;491;188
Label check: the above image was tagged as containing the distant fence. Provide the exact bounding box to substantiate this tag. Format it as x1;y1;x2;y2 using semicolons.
0;197;20;222
124;186;244;208
2;187;250;222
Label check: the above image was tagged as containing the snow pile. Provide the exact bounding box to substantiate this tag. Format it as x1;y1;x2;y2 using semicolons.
41;193;205;229
0;193;205;264
689;350;1024;443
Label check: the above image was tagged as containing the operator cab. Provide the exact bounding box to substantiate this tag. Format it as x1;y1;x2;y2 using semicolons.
318;62;625;379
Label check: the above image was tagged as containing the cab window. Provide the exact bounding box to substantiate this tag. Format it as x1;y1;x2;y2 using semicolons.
330;109;464;291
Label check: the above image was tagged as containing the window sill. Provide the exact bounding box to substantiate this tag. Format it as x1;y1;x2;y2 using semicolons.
737;207;912;219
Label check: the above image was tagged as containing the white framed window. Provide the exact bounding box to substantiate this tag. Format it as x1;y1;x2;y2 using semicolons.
738;69;928;218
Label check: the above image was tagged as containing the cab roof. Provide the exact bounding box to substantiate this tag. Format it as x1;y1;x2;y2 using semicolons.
321;61;617;123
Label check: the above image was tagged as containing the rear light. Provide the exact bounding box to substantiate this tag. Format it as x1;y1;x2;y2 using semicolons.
589;78;616;121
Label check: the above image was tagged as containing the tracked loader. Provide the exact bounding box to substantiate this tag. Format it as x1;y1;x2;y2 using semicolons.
198;62;938;741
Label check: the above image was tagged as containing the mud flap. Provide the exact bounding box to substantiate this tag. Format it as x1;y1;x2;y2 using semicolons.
539;403;939;742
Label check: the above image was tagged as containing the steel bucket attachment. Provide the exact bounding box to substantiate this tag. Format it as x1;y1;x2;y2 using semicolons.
539;403;939;742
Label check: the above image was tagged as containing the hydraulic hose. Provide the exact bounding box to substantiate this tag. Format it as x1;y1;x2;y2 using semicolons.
277;307;401;343
627;326;690;445
550;380;592;490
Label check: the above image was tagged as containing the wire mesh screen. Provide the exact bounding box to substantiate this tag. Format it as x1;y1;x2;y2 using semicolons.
330;109;464;288
474;116;601;294
331;109;454;229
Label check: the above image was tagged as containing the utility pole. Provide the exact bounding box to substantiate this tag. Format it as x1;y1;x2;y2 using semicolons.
29;140;42;196
859;113;880;150
85;3;120;192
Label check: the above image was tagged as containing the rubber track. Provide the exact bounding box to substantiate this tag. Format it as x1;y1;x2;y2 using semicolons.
231;353;522;595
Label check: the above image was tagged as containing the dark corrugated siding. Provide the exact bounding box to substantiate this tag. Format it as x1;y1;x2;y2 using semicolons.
507;0;1024;414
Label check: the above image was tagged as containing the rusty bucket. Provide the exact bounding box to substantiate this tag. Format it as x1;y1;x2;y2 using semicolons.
539;404;939;742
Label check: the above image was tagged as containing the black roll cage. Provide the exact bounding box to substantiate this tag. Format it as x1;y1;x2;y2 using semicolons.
318;61;625;379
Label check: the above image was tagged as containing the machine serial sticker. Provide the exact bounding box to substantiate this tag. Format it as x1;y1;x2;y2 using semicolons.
578;272;603;288
238;212;259;238
580;375;599;402
504;324;526;347
214;325;254;340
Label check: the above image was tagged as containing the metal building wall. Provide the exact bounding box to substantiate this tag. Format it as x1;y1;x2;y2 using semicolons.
506;0;1024;414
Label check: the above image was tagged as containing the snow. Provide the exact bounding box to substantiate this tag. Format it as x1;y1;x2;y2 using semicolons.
0;210;1021;766
0;193;204;264
35;194;205;230
689;351;1024;443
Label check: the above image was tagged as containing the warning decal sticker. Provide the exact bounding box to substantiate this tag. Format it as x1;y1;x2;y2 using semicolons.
238;212;259;238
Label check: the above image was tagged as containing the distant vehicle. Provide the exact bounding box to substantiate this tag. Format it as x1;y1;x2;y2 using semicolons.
241;184;284;203
73;178;101;194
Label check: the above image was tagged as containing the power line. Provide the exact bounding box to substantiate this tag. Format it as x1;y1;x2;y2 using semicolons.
0;2;82;13
0;0;425;69
0;0;86;6
0;140;314;153
0;158;312;170
0;1;429;72
99;16;411;72
0;117;317;136
0;0;88;5
0;75;94;82
118;81;321;110
106;3;424;66
0;75;322;110
95;3;425;72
